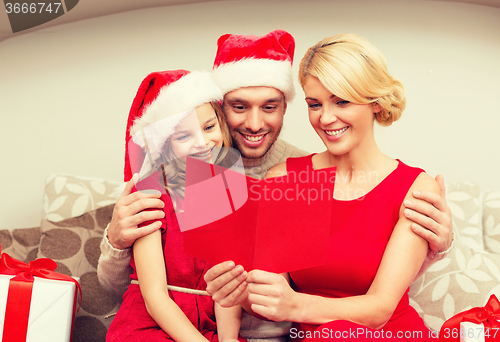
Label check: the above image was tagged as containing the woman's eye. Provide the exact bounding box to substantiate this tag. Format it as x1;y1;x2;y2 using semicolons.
204;124;215;131
336;100;350;106
308;103;322;110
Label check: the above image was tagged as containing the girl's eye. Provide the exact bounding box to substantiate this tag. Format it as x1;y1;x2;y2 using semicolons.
204;124;215;131
176;134;189;141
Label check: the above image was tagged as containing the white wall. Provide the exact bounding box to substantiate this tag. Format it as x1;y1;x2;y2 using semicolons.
1;0;499;229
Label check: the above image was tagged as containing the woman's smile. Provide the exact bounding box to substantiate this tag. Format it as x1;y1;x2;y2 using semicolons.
324;126;349;140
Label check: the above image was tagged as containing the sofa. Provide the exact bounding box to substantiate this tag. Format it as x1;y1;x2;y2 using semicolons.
1;174;499;341
409;181;500;333
0;174;121;342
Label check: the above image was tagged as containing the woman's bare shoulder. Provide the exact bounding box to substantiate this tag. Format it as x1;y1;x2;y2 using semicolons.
264;161;288;179
411;172;440;196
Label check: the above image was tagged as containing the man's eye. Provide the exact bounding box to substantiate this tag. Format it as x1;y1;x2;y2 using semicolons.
233;105;246;111
263;106;277;111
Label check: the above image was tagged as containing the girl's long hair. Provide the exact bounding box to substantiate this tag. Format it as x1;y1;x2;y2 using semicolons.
160;101;231;210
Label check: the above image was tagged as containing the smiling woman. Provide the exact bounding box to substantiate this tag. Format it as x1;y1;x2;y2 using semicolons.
266;33;440;341
299;34;405;128
204;33;443;342
303;76;380;158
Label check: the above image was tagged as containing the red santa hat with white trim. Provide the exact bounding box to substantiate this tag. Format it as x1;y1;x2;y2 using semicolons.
212;29;295;101
124;70;223;181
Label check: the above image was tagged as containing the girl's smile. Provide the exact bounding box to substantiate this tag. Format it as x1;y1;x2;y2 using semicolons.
170;103;224;163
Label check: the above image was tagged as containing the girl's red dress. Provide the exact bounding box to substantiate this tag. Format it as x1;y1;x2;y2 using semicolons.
286;155;438;342
107;174;247;341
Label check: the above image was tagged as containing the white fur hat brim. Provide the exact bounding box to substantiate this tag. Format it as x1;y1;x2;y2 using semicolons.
130;109;193;177
212;58;295;101
128;71;223;178
130;71;223;137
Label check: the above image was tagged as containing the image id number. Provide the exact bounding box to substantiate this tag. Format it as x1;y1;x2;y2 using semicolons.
441;327;499;339
5;3;62;14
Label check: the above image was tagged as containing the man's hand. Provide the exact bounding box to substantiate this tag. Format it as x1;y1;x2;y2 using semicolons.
204;261;248;308
404;174;453;253
108;174;165;250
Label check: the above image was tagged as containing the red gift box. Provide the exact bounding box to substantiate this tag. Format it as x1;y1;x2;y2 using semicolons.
439;294;500;342
0;246;81;342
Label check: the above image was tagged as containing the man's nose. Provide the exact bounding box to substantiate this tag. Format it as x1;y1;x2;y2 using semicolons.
244;108;265;133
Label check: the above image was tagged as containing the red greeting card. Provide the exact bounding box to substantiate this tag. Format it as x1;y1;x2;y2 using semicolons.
181;156;335;274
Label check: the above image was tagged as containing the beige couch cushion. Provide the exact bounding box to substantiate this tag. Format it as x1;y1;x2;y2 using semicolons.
446;182;484;251
483;190;500;257
409;240;500;332
43;174;119;222
409;182;500;332
0;227;41;262
37;205;118;342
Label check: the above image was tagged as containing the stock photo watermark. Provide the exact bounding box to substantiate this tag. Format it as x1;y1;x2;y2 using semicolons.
247;166;381;203
3;0;79;33
289;327;435;340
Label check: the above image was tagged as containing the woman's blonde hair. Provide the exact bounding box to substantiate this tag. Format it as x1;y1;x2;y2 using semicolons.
161;101;231;209
299;33;405;126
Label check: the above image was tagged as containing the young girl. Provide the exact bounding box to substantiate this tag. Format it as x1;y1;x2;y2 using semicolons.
106;70;246;342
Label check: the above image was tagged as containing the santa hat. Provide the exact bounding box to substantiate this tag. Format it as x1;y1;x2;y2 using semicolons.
212;29;295;101
124;70;223;181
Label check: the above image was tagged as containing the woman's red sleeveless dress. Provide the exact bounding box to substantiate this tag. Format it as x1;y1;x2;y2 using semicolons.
286;155;438;342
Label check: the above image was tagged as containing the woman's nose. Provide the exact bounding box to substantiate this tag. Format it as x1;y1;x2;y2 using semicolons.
320;106;338;125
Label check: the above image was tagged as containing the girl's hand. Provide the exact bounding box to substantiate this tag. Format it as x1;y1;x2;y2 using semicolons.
204;261;248;307
246;270;298;322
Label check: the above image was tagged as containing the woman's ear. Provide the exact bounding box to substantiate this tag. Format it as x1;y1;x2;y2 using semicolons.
372;102;382;114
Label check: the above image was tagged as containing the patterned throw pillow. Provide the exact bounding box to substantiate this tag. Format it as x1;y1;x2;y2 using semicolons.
483;190;500;257
409;240;500;332
409;182;500;332
37;205;119;342
43;174;120;222
0;227;41;262
446;182;484;251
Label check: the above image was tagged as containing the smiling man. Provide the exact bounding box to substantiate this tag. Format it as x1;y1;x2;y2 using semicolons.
97;30;453;342
210;30;305;180
223;87;285;159
206;30;309;342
